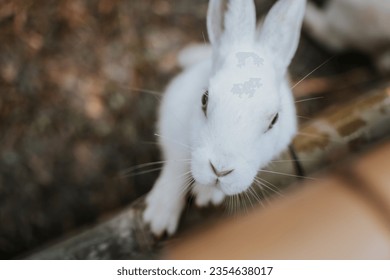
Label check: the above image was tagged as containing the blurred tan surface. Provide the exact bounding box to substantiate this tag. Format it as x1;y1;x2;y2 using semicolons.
353;142;390;216
166;142;390;259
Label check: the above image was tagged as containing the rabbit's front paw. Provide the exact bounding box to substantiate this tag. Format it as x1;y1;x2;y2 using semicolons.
143;184;185;236
192;184;225;207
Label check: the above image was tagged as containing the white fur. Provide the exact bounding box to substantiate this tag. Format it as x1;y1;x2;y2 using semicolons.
177;44;212;69
304;0;390;72
143;0;306;236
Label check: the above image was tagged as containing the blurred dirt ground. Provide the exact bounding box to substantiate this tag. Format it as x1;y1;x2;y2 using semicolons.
0;0;383;259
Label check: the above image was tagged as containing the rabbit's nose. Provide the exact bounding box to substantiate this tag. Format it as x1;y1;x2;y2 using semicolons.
209;161;234;177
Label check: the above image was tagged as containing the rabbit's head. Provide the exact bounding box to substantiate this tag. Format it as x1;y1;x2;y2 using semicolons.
190;0;306;195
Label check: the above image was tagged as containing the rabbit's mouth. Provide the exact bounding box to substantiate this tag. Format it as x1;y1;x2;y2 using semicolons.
191;179;248;197
191;160;256;196
192;174;252;196
219;181;252;196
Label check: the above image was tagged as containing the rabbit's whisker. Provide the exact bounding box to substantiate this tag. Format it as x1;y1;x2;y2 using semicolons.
235;193;242;212
120;166;163;178
253;182;270;204
258;169;317;180
295;96;324;103
254;177;284;197
291;55;335;90
271;159;313;163
297;115;313;120
121;86;163;96
154;133;193;150
248;186;264;207
226;195;233;215
232;195;237;214
243;190;254;211
120;159;191;175
178;175;195;198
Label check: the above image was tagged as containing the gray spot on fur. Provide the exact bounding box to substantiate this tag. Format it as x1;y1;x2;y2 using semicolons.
236;52;264;68
231;78;263;98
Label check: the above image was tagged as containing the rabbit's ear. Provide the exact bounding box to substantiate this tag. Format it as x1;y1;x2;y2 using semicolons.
207;0;256;48
257;0;306;75
207;0;224;46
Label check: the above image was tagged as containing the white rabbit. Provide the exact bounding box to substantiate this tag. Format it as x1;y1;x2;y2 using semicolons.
143;0;306;236
304;0;390;73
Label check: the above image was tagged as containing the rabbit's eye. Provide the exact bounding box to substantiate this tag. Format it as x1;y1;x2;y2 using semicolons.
201;90;209;116
267;113;279;131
